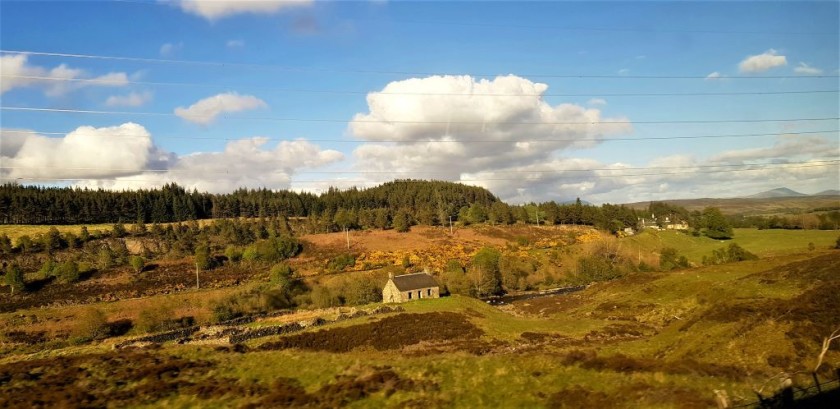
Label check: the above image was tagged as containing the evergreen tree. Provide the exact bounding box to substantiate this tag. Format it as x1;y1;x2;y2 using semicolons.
393;210;411;233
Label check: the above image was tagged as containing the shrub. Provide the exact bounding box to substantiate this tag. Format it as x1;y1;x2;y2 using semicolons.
726;243;757;262
703;243;758;265
4;264;24;295
136;305;193;333
97;246;115;270
70;308;109;343
242;236;301;263
225;245;242;264
211;302;240;323
327;254;356;272
194;243;212;270
38;259;58;279
659;247;689;271
0;234;12;254
128;256;145;274
310;285;340;309
270;263;293;289
56;261;80;284
570;240;630;285
112;223;127;238
343;275;383;305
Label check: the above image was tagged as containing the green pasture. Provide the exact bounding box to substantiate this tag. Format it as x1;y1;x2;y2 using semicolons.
621;228;838;263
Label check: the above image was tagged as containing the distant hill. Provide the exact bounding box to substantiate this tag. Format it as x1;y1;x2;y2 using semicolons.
813;189;840;196
747;187;807;199
622;195;840;216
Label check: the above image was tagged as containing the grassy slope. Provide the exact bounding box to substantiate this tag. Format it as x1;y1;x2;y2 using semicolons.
196;251;837;408
2;227;839;408
622;228;838;263
0;223;115;242
9;251;830;408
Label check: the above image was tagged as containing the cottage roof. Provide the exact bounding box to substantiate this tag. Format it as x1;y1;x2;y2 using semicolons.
391;273;439;291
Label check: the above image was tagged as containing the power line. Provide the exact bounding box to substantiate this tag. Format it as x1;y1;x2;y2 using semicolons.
3;106;838;126
2;160;837;176
3;75;837;97
2;128;837;143
3;50;838;79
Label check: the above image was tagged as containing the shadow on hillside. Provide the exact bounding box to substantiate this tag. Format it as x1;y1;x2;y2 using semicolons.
25;276;55;292
141;263;159;273
107;319;133;337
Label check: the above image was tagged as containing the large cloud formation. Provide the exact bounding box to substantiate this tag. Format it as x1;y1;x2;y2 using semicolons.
174;0;312;21
174;92;267;125
0;54;128;96
347;75;837;203
1;124;159;179
350;74;632;189
1;123;343;193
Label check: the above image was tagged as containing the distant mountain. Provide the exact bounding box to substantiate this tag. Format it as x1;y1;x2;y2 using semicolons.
747;187;807;199
813;189;840;196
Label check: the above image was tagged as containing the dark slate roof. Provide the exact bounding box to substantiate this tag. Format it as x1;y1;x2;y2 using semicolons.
391;273;439;291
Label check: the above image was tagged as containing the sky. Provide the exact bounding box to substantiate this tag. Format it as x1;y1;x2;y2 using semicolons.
1;0;838;204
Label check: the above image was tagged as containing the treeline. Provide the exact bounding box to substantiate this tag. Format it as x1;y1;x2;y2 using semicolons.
0;183;214;224
0;180;496;225
1;181;643;233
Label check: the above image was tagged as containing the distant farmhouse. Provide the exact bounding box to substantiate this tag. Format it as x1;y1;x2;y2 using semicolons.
638;214;689;231
382;271;440;303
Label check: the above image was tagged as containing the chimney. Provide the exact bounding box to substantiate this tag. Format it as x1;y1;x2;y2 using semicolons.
388;272;394;279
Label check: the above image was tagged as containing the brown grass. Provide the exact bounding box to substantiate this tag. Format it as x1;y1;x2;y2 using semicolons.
258;312;483;353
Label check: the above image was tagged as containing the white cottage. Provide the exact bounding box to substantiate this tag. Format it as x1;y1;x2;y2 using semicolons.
382;272;440;303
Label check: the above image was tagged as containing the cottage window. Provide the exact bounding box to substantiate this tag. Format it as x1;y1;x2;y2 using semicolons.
427;289;432;296
417;290;422;299
408;292;412;300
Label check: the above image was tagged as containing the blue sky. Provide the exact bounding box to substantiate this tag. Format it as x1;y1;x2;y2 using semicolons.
1;0;838;203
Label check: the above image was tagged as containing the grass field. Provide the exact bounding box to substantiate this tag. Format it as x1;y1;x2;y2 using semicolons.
621;228;839;263
0;223;115;242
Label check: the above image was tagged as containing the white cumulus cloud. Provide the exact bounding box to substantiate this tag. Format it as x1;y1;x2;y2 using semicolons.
794;62;823;75
78;138;343;193
1;54;128;96
738;49;787;73
349;74;633;194
174;0;312;21
105;91;153;107
174;92;267;125
2;123;344;193
705;71;722;80
1;123;159;180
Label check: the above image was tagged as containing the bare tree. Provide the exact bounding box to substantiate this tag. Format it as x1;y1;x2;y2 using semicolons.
814;327;840;373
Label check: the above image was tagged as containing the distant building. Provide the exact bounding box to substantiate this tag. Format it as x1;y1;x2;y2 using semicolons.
638;216;661;230
665;221;689;230
382;271;440;303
